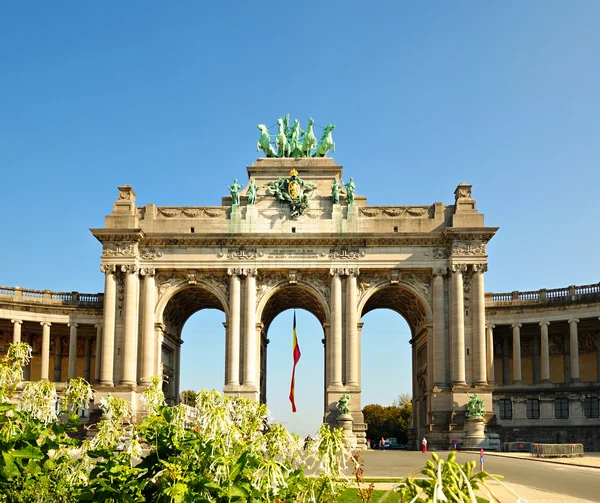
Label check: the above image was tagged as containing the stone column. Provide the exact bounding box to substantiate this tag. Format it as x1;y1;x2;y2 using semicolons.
68;322;78;379
511;323;522;384
40;322;51;380
432;268;447;387
345;268;359;386
451;265;466;385
539;321;551;383
486;324;495;385
357;322;364;386
243;269;257;388
329;269;343;386
121;265;139;387
54;336;63;382
226;269;241;386
472;264;487;385
84;337;92;382
11;319;22;344
140;268;156;386
100;265;116;386
532;334;541;384
569;318;580;383
94;324;102;383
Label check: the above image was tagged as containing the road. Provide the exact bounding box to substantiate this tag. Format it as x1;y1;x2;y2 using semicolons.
357;450;599;501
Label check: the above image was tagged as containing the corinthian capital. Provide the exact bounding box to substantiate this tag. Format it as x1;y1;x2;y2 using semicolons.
100;264;116;274
329;268;344;277
433;267;448;277
140;267;156;277
472;263;488;273
344;268;360;278
451;264;467;274
227;267;243;276
121;264;138;274
242;268;258;277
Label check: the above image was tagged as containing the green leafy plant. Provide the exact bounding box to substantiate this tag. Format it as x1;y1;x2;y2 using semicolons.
395;451;521;503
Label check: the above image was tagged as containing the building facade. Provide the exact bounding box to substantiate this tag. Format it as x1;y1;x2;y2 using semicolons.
0;158;598;449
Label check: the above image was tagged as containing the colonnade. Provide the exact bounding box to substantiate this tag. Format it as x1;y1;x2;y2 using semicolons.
486;316;600;384
9;318;99;383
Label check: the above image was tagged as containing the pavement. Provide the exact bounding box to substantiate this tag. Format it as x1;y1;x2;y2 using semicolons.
354;451;600;502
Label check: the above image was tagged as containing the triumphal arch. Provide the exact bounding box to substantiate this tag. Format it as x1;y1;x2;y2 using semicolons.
90;124;498;447
2;117;599;449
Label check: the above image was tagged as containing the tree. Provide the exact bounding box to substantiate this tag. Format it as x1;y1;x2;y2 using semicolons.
363;396;412;445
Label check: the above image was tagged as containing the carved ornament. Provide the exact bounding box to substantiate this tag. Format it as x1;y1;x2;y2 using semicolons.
452;241;486;256
139;248;163;260
220;247;264;260
103;242;137;256
329;247;365;259
432;247;450;259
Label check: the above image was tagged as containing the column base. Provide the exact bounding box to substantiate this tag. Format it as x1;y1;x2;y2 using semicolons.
570;378;582;384
474;380;488;386
512;380;523;385
452;380;467;387
540;379;552;384
118;381;137;390
99;380;114;387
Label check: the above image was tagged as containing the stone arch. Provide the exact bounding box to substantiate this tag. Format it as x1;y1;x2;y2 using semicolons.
256;280;330;333
156;282;228;334
358;280;432;335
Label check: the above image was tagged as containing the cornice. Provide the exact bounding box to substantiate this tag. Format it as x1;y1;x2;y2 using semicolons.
90;228;145;243
137;232;451;248
443;228;499;241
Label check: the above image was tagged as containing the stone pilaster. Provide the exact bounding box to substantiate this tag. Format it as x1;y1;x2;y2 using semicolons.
68;322;78;379
569;318;580;383
486;324;495;385
243;269;258;388
94;324;102;383
540;321;551;383
329;269;343;386
226;269;241;386
451;264;466;385
11;319;22;344
40;322;51;380
121;265;139;387
511;323;522;384
345;268;359;386
432;268;447;387
155;323;165;376
472;264;487;385
140;268;156;386
100;265;116;386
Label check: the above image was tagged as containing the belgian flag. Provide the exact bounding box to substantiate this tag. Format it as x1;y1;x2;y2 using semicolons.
289;311;301;413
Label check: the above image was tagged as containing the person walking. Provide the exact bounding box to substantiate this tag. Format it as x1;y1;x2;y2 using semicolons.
379;437;385;451
421;436;428;453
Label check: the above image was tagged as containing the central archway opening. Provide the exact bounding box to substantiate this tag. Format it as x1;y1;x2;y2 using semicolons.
259;283;328;436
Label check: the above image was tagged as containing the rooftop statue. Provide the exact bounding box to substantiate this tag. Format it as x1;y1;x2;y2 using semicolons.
247;179;259;205
301;117;318;158
228;179;242;206
256;124;277;158
255;115;335;158
276;118;291;158
289;119;303;158
465;392;485;419
315;124;335;157
331;178;341;204
344;177;356;205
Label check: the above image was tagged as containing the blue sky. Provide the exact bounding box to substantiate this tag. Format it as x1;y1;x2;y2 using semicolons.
1;2;599;435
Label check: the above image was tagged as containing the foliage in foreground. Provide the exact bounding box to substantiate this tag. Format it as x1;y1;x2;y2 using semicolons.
0;343;353;502
395;451;522;503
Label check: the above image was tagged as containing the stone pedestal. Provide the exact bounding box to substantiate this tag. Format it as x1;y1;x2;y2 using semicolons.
336;414;357;450
462;417;500;451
